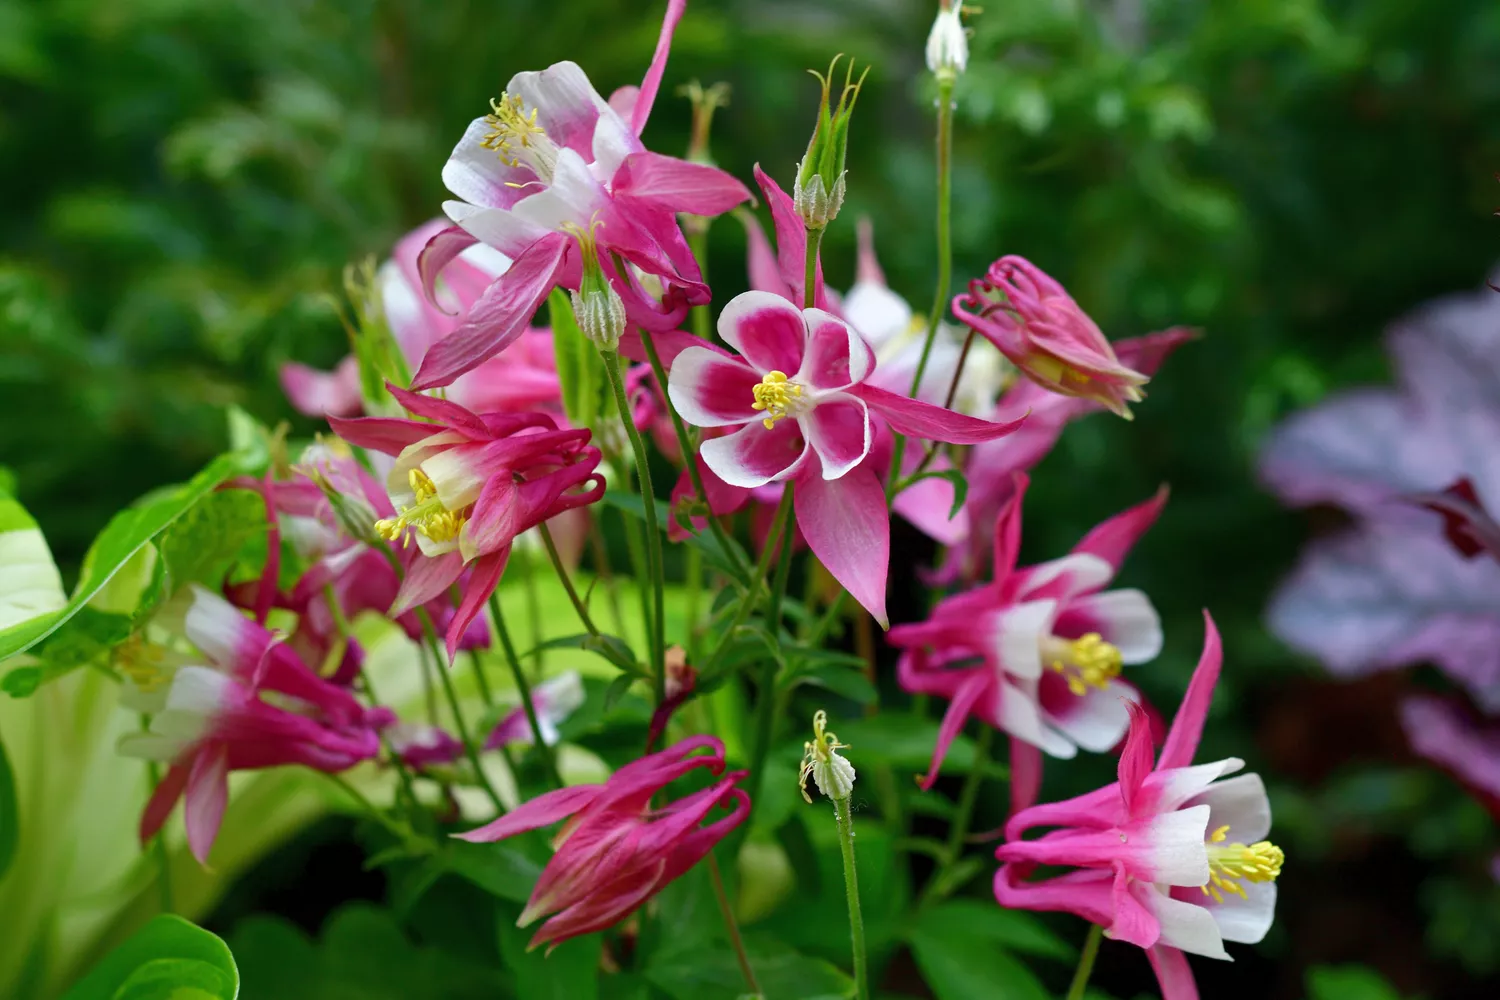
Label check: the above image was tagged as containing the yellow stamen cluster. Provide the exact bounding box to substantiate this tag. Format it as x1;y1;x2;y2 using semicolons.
751;370;803;430
115;637;171;693
374;468;468;547
1202;824;1284;903
1047;632;1123;696
480;93;556;180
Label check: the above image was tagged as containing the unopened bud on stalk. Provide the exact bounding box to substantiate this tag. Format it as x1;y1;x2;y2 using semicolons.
926;2;970;83
794;55;868;230
564;218;626;351
800;709;856;803
297;439;380;547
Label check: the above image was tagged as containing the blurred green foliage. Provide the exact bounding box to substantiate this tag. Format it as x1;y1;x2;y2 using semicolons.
4;0;1500;995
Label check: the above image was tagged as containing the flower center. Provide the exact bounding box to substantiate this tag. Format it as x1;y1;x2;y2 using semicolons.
481;93;559;184
751;370;804;430
1202;824;1284;903
115;637;172;693
374;468;470;547
1042;632;1123;696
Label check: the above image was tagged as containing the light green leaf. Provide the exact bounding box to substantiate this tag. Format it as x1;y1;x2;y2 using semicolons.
0;730;15;881
910;900;1074;962
0;452;238;668
0;493;66;633
498;916;601;1000
159;488;267;593
61;914;238;1000
648;935;854;1000
908;919;1049;1000
1306;965;1408;1000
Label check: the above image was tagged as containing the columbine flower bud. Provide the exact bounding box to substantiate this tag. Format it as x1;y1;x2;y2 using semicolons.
799;709;856;803
925;2;969;82
565;219;626;351
296;439;381;547
794;56;868;230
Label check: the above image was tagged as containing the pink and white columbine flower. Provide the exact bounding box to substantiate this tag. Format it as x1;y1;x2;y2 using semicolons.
889;472;1165;809
457;735;749;952
995;615;1283;1000
485;671;585;749
330;386;604;656
409;0;752;390
954;256;1154;418
664;290;1025;624
119;588;390;864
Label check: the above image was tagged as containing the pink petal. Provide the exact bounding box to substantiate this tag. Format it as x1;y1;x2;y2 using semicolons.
390;551;466;618
855;217;885;286
797;310;874;391
1009;737;1044;814
717;290;807;374
1073;485;1169;573
1117;701;1156;817
666;347;763;427
1147;945;1201;1000
608;85;639;121
184;744;230;866
614;151;751;216
740;211;793;301
410;235;568;391
280;358;362;418
417;224;481;310
386;384;490;437
892;455;969;545
327;414;441;456
630;0;687;134
992;472;1030;582
456;784;603;843
992;865;1125;932
916;671;991;790
1158;612;1222;770
801;394;871;480
1111;865;1165;949
752;164;829;310
700;419;809;489
796;463;890;626
856;384;1028;444
618;328;733;368
139;762;190;845
446;549;509;658
1115;326;1199;376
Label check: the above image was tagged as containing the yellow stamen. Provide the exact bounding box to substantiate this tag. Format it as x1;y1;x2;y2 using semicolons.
1045;632;1123;696
374;468;470;547
115;637;172;693
480;93;558;182
1201;824;1284;904
751;370;803;430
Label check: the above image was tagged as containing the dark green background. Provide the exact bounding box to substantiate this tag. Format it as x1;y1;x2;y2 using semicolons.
4;0;1499;996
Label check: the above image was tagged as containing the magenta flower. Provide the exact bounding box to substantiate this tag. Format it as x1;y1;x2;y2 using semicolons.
995;616;1283;999
409;1;752;390
330;386;604;656
457;735;749;951
484;671;586;749
664;290;1024;624
890;472;1165;805
118;587;388;864
954;256;1153;418
1261;275;1500;710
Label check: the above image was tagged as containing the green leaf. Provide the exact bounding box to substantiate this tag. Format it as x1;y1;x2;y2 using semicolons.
908;920;1049;1000
62;915;239;1000
832;715;978;775
0;453;239;668
1306;965;1408;1000
647;935;854;1000
519;632;641;675
0;729;16;880
225;917;319;1000
444;840;545;904
911;900;1074;962
159;488;267;592
497;916;601;1000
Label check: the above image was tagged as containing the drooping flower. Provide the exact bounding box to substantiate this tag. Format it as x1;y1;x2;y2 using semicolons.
1261;274;1500;710
995;615;1282;1000
925;0;970;81
953;256;1153;418
664;290;1025;624
457;735;749;951
485;671;586;749
890;472;1165;809
118;588;390;864
410;0;753;390
330;386;604;656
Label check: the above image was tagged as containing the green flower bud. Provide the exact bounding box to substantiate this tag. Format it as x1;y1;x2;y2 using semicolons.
564;218;626;352
794;56;868;230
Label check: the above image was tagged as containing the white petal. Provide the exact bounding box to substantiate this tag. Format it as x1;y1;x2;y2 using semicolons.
444;199;548;258
1143;803;1212;886
1044;682;1138;753
1070;589;1163;663
1208;881;1277;945
117;731;192;762
1189;772;1272;843
1152;758;1245;812
1017;553;1115;601
842;281;913;349
164;665;236;719
992;600;1056;680
1144;885;1231;960
510;148;606;233
999;677;1076;757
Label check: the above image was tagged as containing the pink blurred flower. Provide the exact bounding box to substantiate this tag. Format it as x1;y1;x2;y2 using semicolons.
995;615;1282;1000
953;256;1153;418
457;735;749;951
890;472;1165;808
119;587;389;864
665;290;1024;625
410;0;752;390
485;671;586;749
1400;695;1500;824
330;387;604;656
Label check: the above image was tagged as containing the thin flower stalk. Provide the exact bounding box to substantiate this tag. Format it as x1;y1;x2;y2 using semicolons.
708;851;761;995
539;519;601;638
489;592;563;789
1066;924;1105;1000
416;608;506;814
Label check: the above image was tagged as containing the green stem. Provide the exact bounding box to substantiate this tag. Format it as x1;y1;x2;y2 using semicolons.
357;663;421;816
685;545;703;646
1065;924;1104;1000
586;510;627;636
604;349;667;702
901;328;980;490
705;486;794;678
767;492;796;636
466;649;494;707
708;851;760;995
834;795;871;1000
518;544;546;678
325;772;420;846
637;326;748;580
806;590;849;647
921;724;993;906
539;519;601;637
489;592;563;789
804;226;825;310
689;227;713;340
416;609;505;815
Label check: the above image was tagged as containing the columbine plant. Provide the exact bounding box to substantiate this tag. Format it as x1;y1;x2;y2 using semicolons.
0;4;1270;1000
